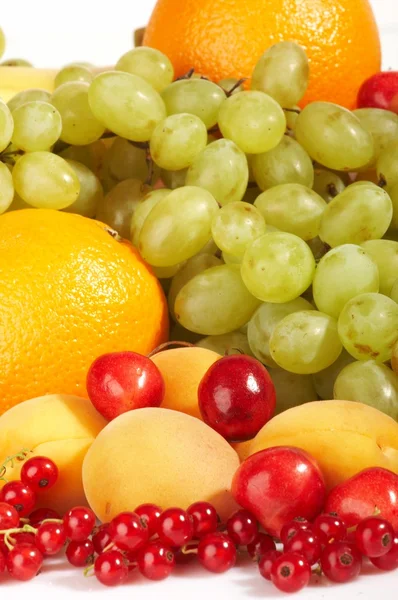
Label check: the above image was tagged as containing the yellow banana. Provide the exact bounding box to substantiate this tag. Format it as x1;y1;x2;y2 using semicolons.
0;67;57;102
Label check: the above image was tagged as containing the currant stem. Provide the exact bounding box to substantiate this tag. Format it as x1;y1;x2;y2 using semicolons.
102;542;115;553
0;448;32;482
84;564;95;578
0;523;37;536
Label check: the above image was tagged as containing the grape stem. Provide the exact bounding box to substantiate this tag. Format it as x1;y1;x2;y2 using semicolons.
147;341;194;357
225;78;247;97
0;145;24;166
175;68;195;81
378;174;387;188
283;107;301;114
0;448;32;482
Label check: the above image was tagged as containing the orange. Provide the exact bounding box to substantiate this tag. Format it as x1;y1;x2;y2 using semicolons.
0;209;168;414
144;0;381;109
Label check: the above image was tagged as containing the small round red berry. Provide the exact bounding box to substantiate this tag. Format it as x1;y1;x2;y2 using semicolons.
35;522;66;555
29;507;61;527
134;504;162;537
92;524;111;555
109;512;149;552
227;509;258;546
7;532;36;549
6;544;43;581
321;541;362;583
157;508;194;548
0;481;36;517
355;517;394;558
63;506;96;542
370;536;398;571
187;502;219;538
94;550;129;586
0;550;5;573
137;541;175;580
198;533;237;573
280;518;312;546
0;502;19;530
66;539;95;567
270;552;311;593
258;550;282;580
285;529;322;566
20;456;58;493
247;533;276;560
313;514;347;545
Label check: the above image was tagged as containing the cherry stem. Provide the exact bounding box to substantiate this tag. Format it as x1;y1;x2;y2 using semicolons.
147;340;194;357
0;448;32;482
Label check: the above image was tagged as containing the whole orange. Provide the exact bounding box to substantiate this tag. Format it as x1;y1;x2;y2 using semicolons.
0;209;168;414
144;0;381;108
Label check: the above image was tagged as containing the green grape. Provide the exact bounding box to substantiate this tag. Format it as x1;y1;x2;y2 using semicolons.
270;368;318;415
0;28;5;59
251;42;309;107
313;244;380;318
52;82;105;146
222;252;242;265
116;47;174;92
7;89;51;113
295;102;374;171
247;297;314;367
270;310;342;374
196;238;219;256
254;183;326;241
211;201;266;257
11;101;62;152
241;232;315;303
389;181;398;231
150;113;207;171
284;107;300;132
1;58;32;67
105;137;150;183
251;136;314;191
312;168;346;203
0;161;14;214
337;292;398;363
353;108;398;165
378;144;398;188
217;78;244;95
139;186;219;266
0;99;13;152
152;263;185;279
130;188;171;246
218;91;286;154
89;71;166;142
54;65;93;88
161;78;226;129
161;168;187;189
319;182;392;247
59;139;108;178
12;151;80;209
361;240;398;296
96;178;151;239
391;279;398;303
196;330;253;356
334;360;398;419
62;159;103;217
185;138;249;205
394;341;398;375
174;264;260;335
312;349;355;400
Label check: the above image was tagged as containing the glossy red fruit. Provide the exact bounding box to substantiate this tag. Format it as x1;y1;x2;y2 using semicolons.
284;530;322;566
0;481;36;517
92;524;111;554
187;501;219;538
247;532;276;560
371;536;398;571
21;456;58;493
4;532;36;550
232;447;326;538
280;518;312;546
157;508;194;548
198;533;237;573
258;550;282;580
0;550;5;573
29;508;61;527
7;544;43;581
227;509;258;546
94;550;129;587
137;541;175;580
355;517;394;558
35;522;66;555
109;512;149;552
270;552;311;593
321;541;362;583
66;539;95;567
134;504;162;537
87;351;165;421
325;467;398;531
313;514;347;545
63;506;96;542
0;502;19;530
198;355;276;442
357;72;398;113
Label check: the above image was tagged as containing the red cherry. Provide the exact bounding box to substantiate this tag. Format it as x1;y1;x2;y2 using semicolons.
313;514;347;545
94;550;129;586
35;522;66;555
109;512;149;552
7;544;43;581
137;541;175;580
284;529;322;566
227;509;258;546
134;504;162;537
321;541;362;583
63;506;96;542
29;508;61;527
371;535;398;571
355;517;394;558
92;524;111;554
247;532;276;560
258;550;282;580
198;533;237;573
0;481;36;517
20;456;58;493
271;552;311;593
66;539;95;567
280;518;312;546
87;351;165;421
187;502;219;538
157;508;194;548
198;355;276;441
0;502;19;530
357;72;398;113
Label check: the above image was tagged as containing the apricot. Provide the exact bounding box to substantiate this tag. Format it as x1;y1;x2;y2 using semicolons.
82;407;239;521
0;395;106;514
248;400;398;490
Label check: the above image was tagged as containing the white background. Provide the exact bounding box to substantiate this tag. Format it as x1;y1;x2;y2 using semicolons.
1;0;398;598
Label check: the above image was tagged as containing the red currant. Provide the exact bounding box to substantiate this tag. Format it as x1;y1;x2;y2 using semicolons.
63;506;96;542
134;504;162;537
227;509;258;546
187;501;219;538
92;523;111;554
7;544;43;581
284;529;322;566
321;541;362;583
157;508;194;548
280;518;312;546
66;539;95;567
258;550;282;580
247;532;276;560
0;501;19;530
6;532;36;550
198;533;236;573
355;517;394;558
0;550;5;573
29;507;61;527
20;456;58;493
109;512;149;552
271;552;311;593
313;514;347;545
371;536;398;571
94;550;129;586
137;541;175;580
35;522;66;556
0;481;36;517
